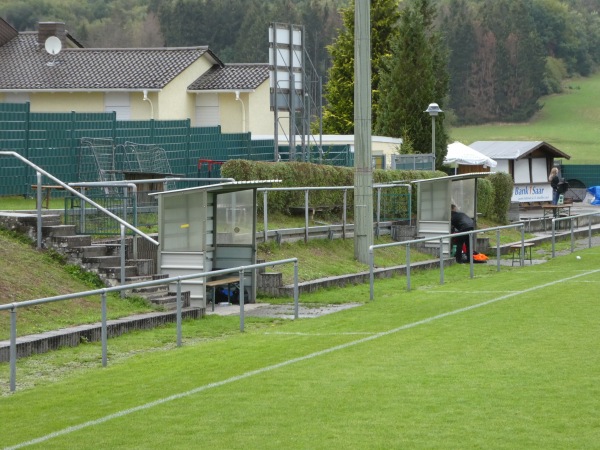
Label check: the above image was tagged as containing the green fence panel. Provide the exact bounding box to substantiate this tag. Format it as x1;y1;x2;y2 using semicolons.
562;165;600;191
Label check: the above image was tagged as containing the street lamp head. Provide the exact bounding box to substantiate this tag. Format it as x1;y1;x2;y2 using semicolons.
425;102;443;116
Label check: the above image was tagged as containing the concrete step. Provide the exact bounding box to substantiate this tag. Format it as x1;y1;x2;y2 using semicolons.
48;234;93;248
126;273;169;284
101;266;139;279
83;255;122;268
67;245;108;259
132;284;170;294
128;259;154;276
146;291;191;310
103;243;124;256
15;213;62;227
41;224;76;237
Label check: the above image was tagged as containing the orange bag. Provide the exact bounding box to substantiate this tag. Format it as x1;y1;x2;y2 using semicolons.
473;253;488;262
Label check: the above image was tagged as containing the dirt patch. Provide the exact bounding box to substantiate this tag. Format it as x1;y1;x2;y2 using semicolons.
207;302;362;319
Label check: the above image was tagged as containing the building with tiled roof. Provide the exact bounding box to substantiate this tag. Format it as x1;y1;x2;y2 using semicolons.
0;18;273;134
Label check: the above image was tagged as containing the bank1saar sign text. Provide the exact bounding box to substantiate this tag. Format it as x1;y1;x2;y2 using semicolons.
512;184;552;202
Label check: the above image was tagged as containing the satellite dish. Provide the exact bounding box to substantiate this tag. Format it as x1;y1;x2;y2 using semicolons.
44;36;62;66
44;36;62;55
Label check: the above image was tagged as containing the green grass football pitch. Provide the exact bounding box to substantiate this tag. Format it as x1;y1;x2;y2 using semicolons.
2;249;600;449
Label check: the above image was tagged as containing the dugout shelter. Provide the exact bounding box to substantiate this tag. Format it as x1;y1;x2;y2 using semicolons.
150;180;279;309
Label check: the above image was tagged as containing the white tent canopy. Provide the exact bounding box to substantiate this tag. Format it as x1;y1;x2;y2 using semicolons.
444;141;497;168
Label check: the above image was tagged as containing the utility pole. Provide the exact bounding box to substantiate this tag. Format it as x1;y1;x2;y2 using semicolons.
354;0;373;263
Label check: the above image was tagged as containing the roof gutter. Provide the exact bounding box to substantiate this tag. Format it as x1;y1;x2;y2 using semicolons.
0;89;163;93
190;89;255;94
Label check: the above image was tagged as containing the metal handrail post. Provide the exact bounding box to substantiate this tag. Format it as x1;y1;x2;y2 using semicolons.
239;269;246;332
10;305;17;392
552;219;556;258
571;219;575;253
120;225;126;296
36;172;42;249
376;187;381;238
439;237;445;285
469;233;474;278
263;190;268;243
406;244;411;291
343;189;347;239
369;247;375;301
80;187;86;234
496;229;501;272
294;262;299;319
520;228;525;265
132;185;138;259
304;189;309;243
176;281;182;347
101;292;107;367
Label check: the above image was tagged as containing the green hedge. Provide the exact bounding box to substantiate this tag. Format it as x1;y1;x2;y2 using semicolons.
476;177;494;218
485;172;514;223
222;160;446;214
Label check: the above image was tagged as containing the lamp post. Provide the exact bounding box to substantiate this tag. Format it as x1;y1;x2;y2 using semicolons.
425;102;442;155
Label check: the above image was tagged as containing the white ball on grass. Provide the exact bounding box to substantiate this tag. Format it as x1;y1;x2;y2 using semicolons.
576;256;581;260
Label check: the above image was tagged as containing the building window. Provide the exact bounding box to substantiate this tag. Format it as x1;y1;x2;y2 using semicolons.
195;94;220;127
104;92;131;120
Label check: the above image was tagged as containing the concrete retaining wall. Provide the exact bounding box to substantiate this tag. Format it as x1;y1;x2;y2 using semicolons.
0;308;203;362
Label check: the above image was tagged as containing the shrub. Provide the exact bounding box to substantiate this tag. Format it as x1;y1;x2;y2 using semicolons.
221;160;446;215
486;172;514;223
477;177;494;218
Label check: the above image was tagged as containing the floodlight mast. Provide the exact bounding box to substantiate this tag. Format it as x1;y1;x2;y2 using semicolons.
354;0;373;263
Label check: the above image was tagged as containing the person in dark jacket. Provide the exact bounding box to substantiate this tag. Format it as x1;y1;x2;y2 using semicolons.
549;167;560;205
451;204;474;263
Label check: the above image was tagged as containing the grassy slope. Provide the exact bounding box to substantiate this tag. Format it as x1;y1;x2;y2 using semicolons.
0;230;156;339
451;74;600;162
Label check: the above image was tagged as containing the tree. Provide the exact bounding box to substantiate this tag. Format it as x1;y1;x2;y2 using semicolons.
440;0;477;124
322;0;400;134
480;0;545;121
375;0;449;167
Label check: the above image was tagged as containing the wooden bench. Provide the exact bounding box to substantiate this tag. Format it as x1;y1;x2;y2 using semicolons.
509;242;535;266
31;185;64;209
205;275;240;311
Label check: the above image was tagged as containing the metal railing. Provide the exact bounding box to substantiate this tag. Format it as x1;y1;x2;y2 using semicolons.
551;211;600;257
258;183;412;243
0;258;299;393
368;223;526;300
0;151;159;251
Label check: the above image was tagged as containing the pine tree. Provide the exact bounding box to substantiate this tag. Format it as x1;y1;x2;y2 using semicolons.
322;0;401;134
440;0;478;124
375;0;449;166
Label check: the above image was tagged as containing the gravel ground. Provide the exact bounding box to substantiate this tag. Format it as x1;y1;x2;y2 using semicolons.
207;302;362;319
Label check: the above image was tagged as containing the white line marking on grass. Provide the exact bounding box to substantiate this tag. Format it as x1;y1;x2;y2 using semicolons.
7;268;600;450
263;332;376;336
423;290;521;294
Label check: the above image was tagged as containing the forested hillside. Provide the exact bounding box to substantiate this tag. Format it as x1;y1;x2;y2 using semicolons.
1;0;599;126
